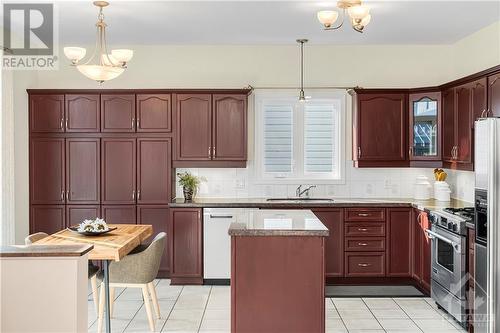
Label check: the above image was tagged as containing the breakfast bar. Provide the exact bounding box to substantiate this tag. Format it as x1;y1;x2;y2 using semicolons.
229;210;329;333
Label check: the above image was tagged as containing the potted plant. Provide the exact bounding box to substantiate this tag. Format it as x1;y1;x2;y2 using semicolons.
177;172;204;201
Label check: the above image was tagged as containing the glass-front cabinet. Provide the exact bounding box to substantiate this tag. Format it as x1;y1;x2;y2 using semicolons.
409;92;441;162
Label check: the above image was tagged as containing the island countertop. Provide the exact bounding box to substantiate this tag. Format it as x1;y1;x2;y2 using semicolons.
228;209;329;237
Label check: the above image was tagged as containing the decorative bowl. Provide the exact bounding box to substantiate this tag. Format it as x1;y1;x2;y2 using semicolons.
68;226;117;236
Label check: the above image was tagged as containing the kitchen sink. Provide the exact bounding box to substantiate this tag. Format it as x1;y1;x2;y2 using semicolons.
266;198;334;202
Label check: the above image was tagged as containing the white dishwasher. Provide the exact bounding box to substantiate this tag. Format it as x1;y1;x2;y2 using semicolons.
203;208;255;281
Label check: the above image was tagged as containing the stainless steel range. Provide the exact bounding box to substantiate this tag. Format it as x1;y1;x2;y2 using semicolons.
427;207;474;327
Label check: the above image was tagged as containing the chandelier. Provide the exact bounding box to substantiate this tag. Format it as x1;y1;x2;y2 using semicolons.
317;0;371;33
63;1;133;83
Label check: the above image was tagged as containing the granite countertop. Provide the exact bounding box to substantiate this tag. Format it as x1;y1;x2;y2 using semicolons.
228;209;329;237
170;197;472;211
0;244;94;258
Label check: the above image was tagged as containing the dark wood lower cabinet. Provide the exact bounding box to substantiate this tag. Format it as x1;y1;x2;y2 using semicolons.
66;205;100;227
30;205;66;235
102;205;137;224
387;208;412;277
138;205;170;277
312;209;344;277
169;208;203;285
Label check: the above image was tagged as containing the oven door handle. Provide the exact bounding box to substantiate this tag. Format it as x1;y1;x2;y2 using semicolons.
425;229;461;253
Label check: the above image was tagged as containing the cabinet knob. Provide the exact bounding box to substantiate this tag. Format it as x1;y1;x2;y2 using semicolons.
358;242;368;246
358;213;370;217
358;147;361;158
213;147;216;157
358;263;371;267
136;118;140;129
208;146;211;158
358;228;368;232
61;191;64;201
132;190;135;200
132;118;135;130
60;118;64;129
137;190;141;200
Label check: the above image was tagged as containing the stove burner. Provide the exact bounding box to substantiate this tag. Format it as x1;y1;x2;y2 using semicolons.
443;207;475;219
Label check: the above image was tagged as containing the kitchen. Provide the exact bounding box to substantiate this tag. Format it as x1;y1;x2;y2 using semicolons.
1;1;499;333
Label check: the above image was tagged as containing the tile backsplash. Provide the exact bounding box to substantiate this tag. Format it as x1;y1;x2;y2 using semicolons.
175;162;475;203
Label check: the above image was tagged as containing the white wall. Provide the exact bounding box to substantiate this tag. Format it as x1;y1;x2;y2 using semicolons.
8;21;499;243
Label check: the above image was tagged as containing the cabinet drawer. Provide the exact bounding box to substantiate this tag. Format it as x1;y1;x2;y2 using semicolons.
345;237;385;251
345;252;386;277
345;208;385;221
345;222;386;237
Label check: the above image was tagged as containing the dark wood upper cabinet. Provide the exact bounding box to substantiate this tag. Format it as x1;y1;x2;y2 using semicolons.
101;138;136;204
212;95;247;161
409;92;441;161
354;92;408;167
65;94;100;132
101;94;136;132
136;94;172;132
137;205;169;277
471;78;487;122
169;208;203;284
442;88;456;162
387;208;412;277
30;138;65;204
30;205;66;235
137;138;171;204
312;209;344;278
455;85;473;164
66;138;100;204
30;94;65;133
66;205;100;227
175;94;212;161
488;73;500;117
102;205;137;224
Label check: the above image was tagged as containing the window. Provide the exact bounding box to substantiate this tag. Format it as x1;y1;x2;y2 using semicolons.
255;90;345;183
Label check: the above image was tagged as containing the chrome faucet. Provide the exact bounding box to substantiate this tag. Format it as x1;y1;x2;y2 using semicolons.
296;185;316;198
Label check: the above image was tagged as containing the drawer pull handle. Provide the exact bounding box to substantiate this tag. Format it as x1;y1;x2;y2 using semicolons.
358;213;370;217
358;228;368;232
358;263;372;267
358;242;368;246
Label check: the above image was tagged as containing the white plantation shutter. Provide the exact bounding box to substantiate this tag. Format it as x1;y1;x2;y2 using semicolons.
304;104;337;173
263;105;293;173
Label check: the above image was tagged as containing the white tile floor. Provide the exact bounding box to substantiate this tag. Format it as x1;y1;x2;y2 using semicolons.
87;279;467;333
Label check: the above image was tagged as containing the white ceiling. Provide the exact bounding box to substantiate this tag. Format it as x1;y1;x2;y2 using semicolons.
54;1;500;45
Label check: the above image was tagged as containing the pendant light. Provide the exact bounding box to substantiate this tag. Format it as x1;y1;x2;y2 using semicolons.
63;1;133;83
297;39;309;102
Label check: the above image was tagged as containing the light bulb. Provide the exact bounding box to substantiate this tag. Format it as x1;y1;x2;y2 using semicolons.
317;11;339;28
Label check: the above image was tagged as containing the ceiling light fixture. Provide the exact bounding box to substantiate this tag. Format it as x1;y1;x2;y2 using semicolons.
317;0;371;33
63;1;133;83
297;39;309;102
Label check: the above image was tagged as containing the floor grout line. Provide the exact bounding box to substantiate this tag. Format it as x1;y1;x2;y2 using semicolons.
159;285;184;332
120;289;145;333
196;286;213;333
360;298;387;333
392;297;425;333
329;298;349;332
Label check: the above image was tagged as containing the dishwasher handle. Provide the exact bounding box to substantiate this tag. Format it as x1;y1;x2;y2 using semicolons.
209;215;234;219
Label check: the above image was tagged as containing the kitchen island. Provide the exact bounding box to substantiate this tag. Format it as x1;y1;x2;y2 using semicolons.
228;210;329;333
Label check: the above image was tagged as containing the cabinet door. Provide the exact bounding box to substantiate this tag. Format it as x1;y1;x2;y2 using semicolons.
30;138;65;204
412;209;423;283
442;88;456;162
65;94;100;132
175;94;212;161
66;138;100;204
409;92;441;161
30;94;65;132
488;73;500;117
102;205;136;224
387;208;412;277
101;94;136;132
456;85;473;164
137;138;171;204
66;205;101;227
356;93;407;162
102;138;136;204
136;94;172;132
138;206;169;277
420;211;432;294
312;209;343;277
169;208;203;284
212;95;247;160
30;205;65;234
471;78;487;122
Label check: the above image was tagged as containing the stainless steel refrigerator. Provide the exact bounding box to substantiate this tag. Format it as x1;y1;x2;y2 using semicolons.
474;118;500;333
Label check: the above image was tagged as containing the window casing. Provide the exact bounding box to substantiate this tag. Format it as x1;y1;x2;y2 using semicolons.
254;90;346;183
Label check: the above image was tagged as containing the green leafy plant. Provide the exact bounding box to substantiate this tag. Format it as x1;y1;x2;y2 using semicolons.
177;172;204;191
